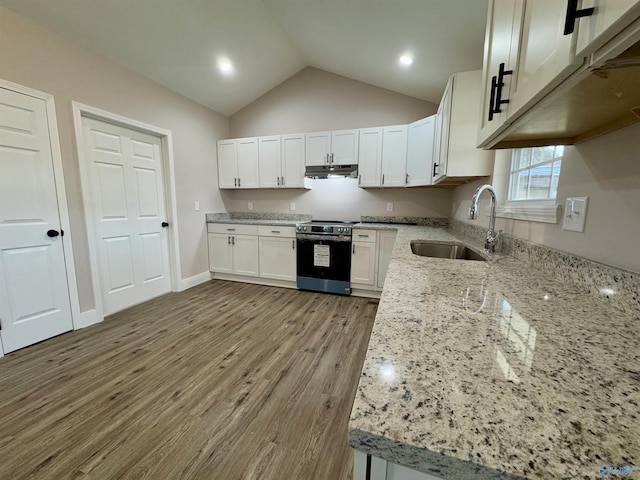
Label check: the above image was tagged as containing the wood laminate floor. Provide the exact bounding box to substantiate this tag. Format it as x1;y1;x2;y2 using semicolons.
0;281;377;480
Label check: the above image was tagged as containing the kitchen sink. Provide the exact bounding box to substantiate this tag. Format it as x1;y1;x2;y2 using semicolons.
410;241;487;261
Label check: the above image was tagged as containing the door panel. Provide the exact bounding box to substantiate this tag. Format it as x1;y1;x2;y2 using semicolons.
0;87;73;353
83;117;171;315
381;126;408;187
358;127;383;187
281;134;305;188
258;135;281;188
306;132;331;166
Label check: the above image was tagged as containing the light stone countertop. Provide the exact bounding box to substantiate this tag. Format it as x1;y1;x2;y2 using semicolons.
348;225;640;480
206;218;302;227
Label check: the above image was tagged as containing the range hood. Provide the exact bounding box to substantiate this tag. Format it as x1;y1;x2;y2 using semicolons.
304;164;358;179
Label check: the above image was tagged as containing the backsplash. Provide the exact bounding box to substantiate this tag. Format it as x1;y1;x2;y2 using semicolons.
361;216;450;227
206;212;313;222
450;219;639;316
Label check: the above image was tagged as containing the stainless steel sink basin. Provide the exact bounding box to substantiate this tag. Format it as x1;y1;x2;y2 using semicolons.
410;241;487;261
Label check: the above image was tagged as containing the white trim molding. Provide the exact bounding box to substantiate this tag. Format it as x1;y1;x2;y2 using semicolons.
71;102;182;321
179;271;213;291
0;79;83;332
494;203;562;224
78;310;101;329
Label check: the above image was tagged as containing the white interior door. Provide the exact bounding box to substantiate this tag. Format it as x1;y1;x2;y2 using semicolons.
82;117;171;316
0;87;73;353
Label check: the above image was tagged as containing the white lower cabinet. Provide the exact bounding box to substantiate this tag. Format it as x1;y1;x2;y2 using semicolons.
258;226;296;282
376;230;397;289
354;450;444;480
351;229;397;293
207;223;259;277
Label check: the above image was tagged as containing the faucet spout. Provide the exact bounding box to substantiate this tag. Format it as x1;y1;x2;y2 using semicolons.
468;184;499;252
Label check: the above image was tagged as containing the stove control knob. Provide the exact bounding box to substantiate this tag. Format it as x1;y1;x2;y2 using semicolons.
337;227;343;233
344;227;350;234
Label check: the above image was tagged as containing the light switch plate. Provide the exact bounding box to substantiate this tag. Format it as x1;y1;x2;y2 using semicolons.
562;197;588;232
194;201;200;211
386;202;394;212
290;202;296;211
248;202;253;210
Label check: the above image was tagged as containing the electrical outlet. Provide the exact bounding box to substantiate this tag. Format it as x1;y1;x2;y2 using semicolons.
386;202;394;212
194;201;200;211
248;202;253;210
290;202;296;211
562;197;588;232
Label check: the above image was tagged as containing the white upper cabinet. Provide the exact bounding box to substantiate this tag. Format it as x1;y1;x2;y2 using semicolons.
217;139;238;189
217;137;259;189
358;127;383;187
406;115;435;187
281;133;305;188
575;0;640;57
306;131;331;166
477;0;524;146
258;134;305;189
433;71;495;184
380;125;408;187
478;0;640;148
508;0;584;120
258;136;282;188
236;137;259;189
331;129;359;165
305;129;359;166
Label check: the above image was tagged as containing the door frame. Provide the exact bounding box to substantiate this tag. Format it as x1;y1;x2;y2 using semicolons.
0;79;82;358
72;102;181;322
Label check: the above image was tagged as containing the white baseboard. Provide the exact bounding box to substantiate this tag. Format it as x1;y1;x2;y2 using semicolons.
0;339;4;358
179;271;213;291
78;309;102;329
212;273;297;289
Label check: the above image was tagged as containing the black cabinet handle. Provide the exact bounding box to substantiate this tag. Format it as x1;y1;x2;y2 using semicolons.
488;75;498;121
564;0;595;35
433;163;439;177
493;63;513;114
47;229;60;238
162;222;169;228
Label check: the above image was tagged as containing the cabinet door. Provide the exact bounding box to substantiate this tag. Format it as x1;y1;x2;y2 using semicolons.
358;127;383;187
380;125;408;187
208;233;233;273
306;132;331;166
258;136;281;188
281;133;305;188
477;0;524;147
232;235;259;277
331;129;359;165
432;77;453;183
406;116;435;187
259;236;296;281
508;0;583;119
217;139;237;189
576;0;640;57
351;241;376;288
376;230;397;289
236;137;259;189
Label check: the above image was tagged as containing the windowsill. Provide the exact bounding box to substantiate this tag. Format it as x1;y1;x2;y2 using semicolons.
493;203;562;224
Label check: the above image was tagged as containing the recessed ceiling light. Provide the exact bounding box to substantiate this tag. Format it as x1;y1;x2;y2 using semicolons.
399;54;414;67
217;58;234;75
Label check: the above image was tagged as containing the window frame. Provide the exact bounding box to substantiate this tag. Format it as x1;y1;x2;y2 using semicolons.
506;146;564;204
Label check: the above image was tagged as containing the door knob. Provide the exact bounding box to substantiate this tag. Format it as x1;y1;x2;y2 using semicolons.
47;229;60;238
161;222;169;228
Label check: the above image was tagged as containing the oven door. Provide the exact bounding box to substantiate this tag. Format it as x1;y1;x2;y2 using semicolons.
296;234;352;295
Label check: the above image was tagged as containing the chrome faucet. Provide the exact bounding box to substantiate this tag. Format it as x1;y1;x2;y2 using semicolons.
468;184;499;252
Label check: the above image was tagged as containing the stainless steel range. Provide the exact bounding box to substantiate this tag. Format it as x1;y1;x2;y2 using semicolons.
296;221;355;295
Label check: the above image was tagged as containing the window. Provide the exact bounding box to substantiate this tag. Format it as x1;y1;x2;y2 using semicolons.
508;146;564;201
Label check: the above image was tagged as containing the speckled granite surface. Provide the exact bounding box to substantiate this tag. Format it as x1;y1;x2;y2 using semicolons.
361;216;450;227
205;212;312;226
449;219;639;316
348;225;640;480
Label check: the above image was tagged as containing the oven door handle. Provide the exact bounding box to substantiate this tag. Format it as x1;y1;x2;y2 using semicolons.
296;234;351;242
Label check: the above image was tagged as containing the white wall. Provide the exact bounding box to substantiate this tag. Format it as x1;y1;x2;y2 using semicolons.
227;67;450;219
221;179;452;220
230;67;437;137
0;7;229;311
451;123;640;273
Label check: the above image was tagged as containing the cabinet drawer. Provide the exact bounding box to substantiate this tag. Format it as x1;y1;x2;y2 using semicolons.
352;229;377;242
207;223;258;235
257;225;296;237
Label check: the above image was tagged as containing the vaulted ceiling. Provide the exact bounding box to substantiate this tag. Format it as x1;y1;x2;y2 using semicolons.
1;0;488;116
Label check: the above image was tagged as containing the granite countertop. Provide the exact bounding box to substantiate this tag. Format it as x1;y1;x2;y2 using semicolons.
348;226;640;480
